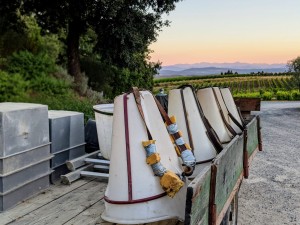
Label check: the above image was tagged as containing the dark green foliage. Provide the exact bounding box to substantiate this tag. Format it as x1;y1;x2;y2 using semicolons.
7;51;56;80
261;91;273;100
0;0;24;33
81;56;159;98
0;70;28;102
287;56;300;91
224;70;234;75
21;0;179;91
0;15;62;61
291;90;300;100
29;75;71;96
100;65;155;99
276;91;292;100
80;57;112;93
21;94;98;122
0;30;27;59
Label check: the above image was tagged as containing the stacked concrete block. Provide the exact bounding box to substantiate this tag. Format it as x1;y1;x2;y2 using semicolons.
48;111;85;183
0;103;52;211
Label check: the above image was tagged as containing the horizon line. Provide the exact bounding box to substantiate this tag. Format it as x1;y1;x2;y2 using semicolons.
162;61;287;67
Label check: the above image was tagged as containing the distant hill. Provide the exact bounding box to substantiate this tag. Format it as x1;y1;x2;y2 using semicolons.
157;62;287;77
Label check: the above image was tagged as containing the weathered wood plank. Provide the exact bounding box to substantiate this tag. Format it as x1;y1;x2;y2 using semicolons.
246;117;259;158
63;199;105;225
213;135;244;223
66;150;101;171
215;173;243;225
234;98;261;112
0;178;94;225
78;202;181;225
7;180;107;225
185;165;211;225
61;165;94;185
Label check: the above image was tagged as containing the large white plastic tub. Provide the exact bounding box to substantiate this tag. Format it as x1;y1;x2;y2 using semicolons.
102;91;187;224
93;104;114;160
197;87;233;143
220;88;243;134
168;87;217;163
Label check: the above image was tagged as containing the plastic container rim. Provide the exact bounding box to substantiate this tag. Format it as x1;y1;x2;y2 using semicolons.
93;104;114;116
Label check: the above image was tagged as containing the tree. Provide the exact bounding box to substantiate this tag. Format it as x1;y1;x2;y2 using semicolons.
0;0;25;63
0;0;24;34
287;57;300;91
22;0;181;94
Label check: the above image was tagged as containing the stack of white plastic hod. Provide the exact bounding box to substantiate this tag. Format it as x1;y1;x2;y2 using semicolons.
219;87;244;134
0;103;52;211
93;104;114;160
102;91;188;224
196;87;234;143
48;110;85;183
168;86;218;176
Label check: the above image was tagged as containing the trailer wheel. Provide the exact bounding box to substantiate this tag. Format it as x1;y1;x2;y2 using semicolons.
220;191;239;225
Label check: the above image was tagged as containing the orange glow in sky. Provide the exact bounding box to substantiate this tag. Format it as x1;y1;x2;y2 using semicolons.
150;0;300;66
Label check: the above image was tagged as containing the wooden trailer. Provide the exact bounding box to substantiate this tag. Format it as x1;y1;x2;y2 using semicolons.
0;99;261;225
185;113;262;225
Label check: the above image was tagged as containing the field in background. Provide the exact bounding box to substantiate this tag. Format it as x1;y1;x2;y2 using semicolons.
154;74;300;100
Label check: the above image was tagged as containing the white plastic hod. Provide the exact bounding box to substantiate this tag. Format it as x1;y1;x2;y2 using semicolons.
220;88;243;134
101;91;187;224
93;104;114;159
196;88;233;143
168;87;216;163
212;87;231;123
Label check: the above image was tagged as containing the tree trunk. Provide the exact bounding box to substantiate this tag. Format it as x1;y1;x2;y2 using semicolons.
67;19;84;95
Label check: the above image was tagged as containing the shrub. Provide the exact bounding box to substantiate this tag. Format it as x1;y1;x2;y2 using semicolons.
29;75;71;96
291;90;300;100
81;57;119;96
261;91;273;100
52;66;74;83
0;70;28;102
22;94;103;122
234;92;260;98
7;51;56;80
276;91;292;100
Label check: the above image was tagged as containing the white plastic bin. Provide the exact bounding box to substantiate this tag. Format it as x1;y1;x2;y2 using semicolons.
168;87;217;162
197;87;233;143
93;104;114;159
102;91;187;224
220;88;243;134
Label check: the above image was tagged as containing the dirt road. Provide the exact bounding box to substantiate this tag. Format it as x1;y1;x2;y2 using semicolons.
239;101;300;225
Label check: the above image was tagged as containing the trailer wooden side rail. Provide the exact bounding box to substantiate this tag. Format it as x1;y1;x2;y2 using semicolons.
185;115;261;225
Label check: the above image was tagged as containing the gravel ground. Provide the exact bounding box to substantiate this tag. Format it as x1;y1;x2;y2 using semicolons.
238;101;300;225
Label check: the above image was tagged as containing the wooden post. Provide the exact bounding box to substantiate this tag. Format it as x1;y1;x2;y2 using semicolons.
243;129;249;179
257;116;263;151
209;164;217;225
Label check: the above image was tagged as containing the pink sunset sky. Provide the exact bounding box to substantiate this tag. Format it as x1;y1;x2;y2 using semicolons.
150;0;300;66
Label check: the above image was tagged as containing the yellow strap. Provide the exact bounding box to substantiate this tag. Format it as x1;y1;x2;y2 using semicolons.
142;140;156;147
178;130;183;137
185;143;192;150
170;115;176;123
169;134;174;143
146;153;161;165
165;115;177;127
174;146;181;156
160;170;184;198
